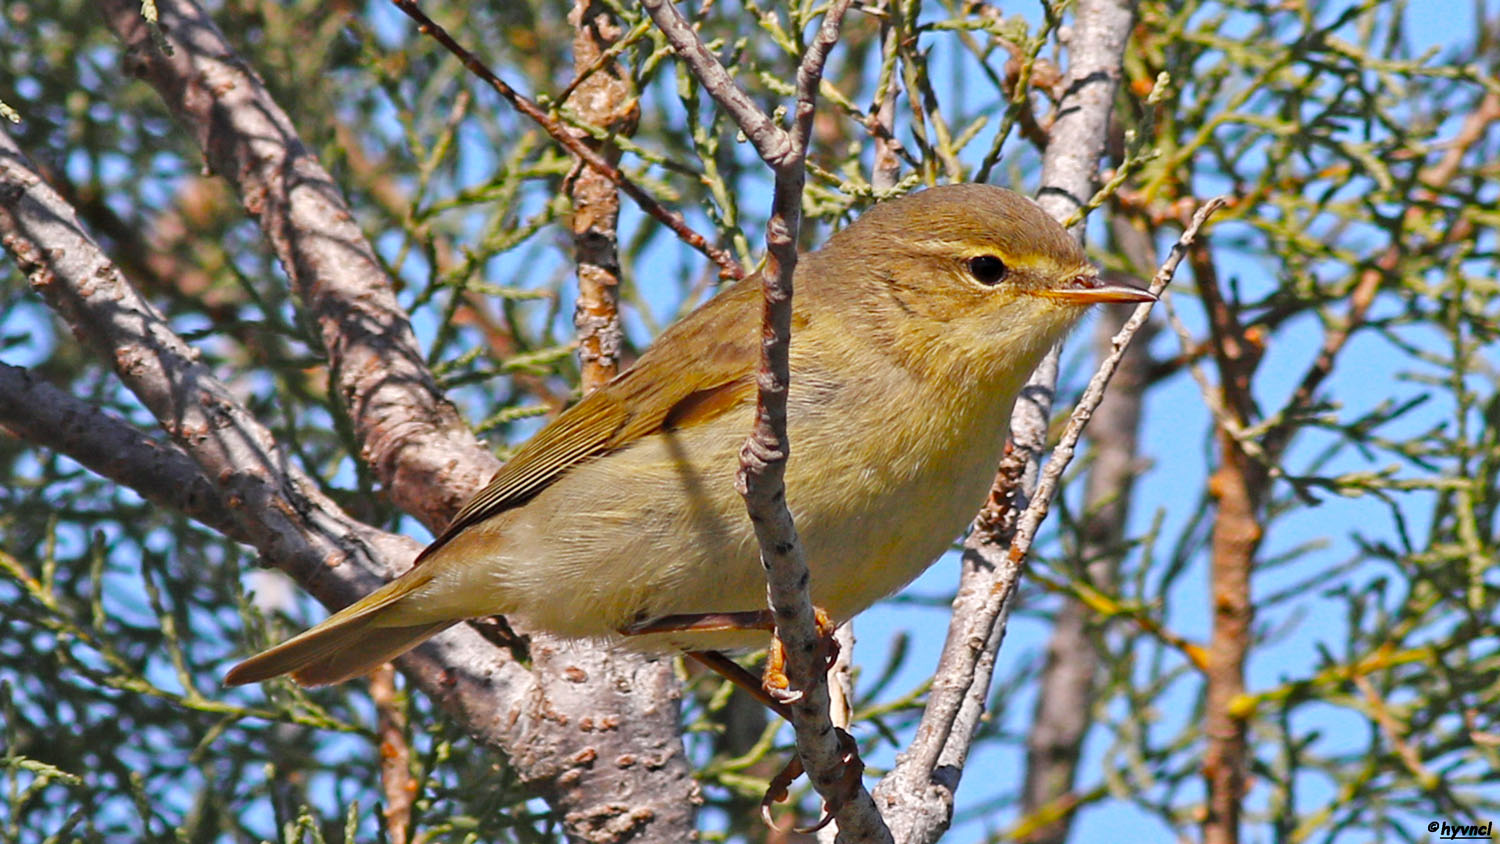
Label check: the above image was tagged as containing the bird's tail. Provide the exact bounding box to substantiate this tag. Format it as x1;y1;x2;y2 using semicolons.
225;567;454;687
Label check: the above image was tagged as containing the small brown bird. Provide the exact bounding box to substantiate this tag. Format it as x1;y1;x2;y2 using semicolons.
226;184;1152;688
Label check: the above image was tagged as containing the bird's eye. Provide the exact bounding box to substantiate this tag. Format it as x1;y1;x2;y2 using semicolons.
967;255;1008;285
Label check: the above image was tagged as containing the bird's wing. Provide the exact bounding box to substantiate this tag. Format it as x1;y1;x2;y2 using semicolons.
416;275;762;563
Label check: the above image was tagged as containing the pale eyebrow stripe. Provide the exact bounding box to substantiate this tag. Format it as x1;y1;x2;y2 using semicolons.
905;238;989;254
907;238;1037;260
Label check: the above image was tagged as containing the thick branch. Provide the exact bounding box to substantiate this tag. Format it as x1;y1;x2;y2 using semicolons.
0;361;242;544
100;4;707;837
99;0;500;530
0;125;700;843
0;119;540;714
3;128;376;585
567;0;633;389
1202;430;1257;844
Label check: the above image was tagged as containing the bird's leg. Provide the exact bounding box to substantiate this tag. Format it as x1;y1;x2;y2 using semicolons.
622;609;776;637
683;650;792;720
622;607;857;833
622;610;789;716
620;607;842;708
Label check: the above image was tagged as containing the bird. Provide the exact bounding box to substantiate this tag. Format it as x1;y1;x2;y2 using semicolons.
225;183;1153;688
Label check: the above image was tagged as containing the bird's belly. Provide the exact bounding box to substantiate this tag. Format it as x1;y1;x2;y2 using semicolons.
420;394;1010;652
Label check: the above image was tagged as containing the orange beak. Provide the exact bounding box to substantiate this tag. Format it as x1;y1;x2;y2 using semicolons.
1035;272;1157;305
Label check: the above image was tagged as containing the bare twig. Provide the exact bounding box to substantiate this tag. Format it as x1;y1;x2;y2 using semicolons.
640;2;890;841
872;184;1220;842
1017;216;1158;844
1013;200;1226;566
868;6;904;195
870;2;1137;840
388;0;744;280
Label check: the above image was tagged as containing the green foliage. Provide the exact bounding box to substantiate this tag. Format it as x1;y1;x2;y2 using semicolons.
0;0;1495;841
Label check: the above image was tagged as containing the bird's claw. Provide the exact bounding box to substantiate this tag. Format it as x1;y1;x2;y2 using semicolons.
760;755;802;829
760;727;864;834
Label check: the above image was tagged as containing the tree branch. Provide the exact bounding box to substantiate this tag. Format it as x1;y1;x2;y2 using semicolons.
641;3;889;841
388;0;744;281
99;0;500;530
0;361;242;544
0;124;530;710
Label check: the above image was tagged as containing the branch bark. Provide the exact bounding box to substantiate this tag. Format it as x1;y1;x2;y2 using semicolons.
2;117;700;844
99;0;499;529
1191;226;1259;844
639;2;888;841
0;361;241;543
0;126;531;727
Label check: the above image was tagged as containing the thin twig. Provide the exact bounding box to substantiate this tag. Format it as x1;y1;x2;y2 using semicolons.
1010;199;1228;565
641;2;890;841
389;0;744;280
873;198;1225;844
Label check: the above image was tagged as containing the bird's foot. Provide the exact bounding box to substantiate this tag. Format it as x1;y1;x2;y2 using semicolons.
634;608;858;833
761;606;838;702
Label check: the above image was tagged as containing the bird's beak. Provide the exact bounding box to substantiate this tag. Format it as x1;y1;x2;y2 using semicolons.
1034;272;1157;305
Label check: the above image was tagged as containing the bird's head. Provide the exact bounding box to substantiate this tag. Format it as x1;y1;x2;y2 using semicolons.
808;184;1153;385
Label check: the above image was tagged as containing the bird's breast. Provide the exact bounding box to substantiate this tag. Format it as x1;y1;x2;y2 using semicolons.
781;361;1018;620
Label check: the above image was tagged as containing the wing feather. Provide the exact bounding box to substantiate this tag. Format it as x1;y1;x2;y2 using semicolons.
417;275;762;562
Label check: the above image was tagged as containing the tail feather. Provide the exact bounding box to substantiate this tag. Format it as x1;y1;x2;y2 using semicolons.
226;566;448;687
290;620;456;686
